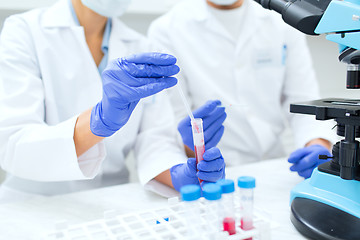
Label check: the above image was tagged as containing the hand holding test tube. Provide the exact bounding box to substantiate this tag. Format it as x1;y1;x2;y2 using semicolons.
177;100;226;152
169;85;225;191
170;146;226;191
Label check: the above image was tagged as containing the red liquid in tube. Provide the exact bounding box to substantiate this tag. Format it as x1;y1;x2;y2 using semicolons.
223;217;236;235
241;218;253;240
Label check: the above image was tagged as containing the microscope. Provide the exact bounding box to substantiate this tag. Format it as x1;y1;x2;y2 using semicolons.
254;0;360;239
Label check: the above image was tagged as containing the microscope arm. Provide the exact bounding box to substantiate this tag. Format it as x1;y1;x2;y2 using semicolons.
255;0;360;86
254;0;360;51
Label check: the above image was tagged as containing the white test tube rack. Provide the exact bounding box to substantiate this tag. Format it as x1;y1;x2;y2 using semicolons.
45;195;273;240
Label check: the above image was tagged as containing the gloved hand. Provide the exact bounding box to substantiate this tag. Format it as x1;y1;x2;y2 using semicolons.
288;144;332;179
178;100;226;151
91;53;180;137
170;147;225;191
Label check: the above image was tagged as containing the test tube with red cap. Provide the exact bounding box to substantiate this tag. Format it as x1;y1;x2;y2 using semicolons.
217;179;236;235
238;176;256;240
191;118;205;183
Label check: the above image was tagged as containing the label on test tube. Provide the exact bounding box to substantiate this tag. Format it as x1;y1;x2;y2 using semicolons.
194;145;205;163
191;119;205;164
191;119;205;185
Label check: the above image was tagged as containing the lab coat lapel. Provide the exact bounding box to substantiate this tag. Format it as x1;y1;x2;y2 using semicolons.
235;1;265;54
41;0;99;65
41;0;75;28
40;0;103;110
205;17;233;44
199;0;265;47
195;0;234;44
41;0;99;75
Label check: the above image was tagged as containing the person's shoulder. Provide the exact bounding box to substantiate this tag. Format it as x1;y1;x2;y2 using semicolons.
169;0;200;15
150;0;201;29
250;1;286;27
1;8;46;39
250;1;302;36
3;8;44;29
112;18;147;41
112;18;152;51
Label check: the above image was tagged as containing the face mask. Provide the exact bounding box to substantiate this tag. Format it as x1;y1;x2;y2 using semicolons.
81;0;131;17
208;0;239;5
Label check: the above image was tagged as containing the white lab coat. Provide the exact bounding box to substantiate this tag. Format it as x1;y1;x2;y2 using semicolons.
0;0;186;197
149;0;337;165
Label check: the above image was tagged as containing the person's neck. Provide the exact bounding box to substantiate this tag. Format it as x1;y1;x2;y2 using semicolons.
206;0;244;10
72;0;107;39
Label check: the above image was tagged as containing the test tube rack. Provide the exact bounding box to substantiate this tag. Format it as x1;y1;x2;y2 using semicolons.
45;196;273;240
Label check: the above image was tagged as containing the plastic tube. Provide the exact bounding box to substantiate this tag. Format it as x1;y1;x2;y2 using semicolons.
217;179;236;235
177;85;195;122
203;183;222;235
238;176;256;240
180;185;202;239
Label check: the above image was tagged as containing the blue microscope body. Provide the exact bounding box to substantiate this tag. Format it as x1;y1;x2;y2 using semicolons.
254;0;360;239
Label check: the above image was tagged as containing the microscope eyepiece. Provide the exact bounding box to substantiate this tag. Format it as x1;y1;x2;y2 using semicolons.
253;0;331;35
254;0;289;13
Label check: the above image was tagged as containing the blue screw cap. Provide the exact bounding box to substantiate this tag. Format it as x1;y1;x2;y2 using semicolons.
180;184;201;202
216;179;235;194
237;176;256;189
203;183;222;201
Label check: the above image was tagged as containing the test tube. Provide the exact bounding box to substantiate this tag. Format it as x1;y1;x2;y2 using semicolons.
202;183;222;236
191;118;205;180
180;184;202;239
217;179;236;235
238;176;256;240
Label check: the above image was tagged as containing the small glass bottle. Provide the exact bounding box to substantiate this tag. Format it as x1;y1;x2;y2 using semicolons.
217;179;236;235
180;184;202;239
238;176;256;240
203;183;222;235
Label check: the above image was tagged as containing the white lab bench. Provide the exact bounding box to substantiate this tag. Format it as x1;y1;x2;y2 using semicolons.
0;158;308;240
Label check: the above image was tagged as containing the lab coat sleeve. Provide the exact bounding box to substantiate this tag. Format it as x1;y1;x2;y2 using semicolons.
134;92;188;186
281;27;338;148
0;16;105;181
148;18;193;123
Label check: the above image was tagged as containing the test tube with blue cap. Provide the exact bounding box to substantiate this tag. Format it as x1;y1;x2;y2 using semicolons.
180;184;202;239
238;176;256;240
203;183;222;235
217;179;236;235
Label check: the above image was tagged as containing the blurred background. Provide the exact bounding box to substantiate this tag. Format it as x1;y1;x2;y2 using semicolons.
0;0;354;183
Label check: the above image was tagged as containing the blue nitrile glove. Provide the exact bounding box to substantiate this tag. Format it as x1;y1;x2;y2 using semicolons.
91;53;180;137
170;147;226;191
288;144;332;179
178;100;227;151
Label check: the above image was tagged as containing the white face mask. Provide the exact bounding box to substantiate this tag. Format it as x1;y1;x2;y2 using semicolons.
81;0;132;17
208;0;239;5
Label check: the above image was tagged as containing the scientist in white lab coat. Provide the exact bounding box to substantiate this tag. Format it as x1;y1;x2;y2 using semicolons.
149;0;338;178
0;0;226;200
